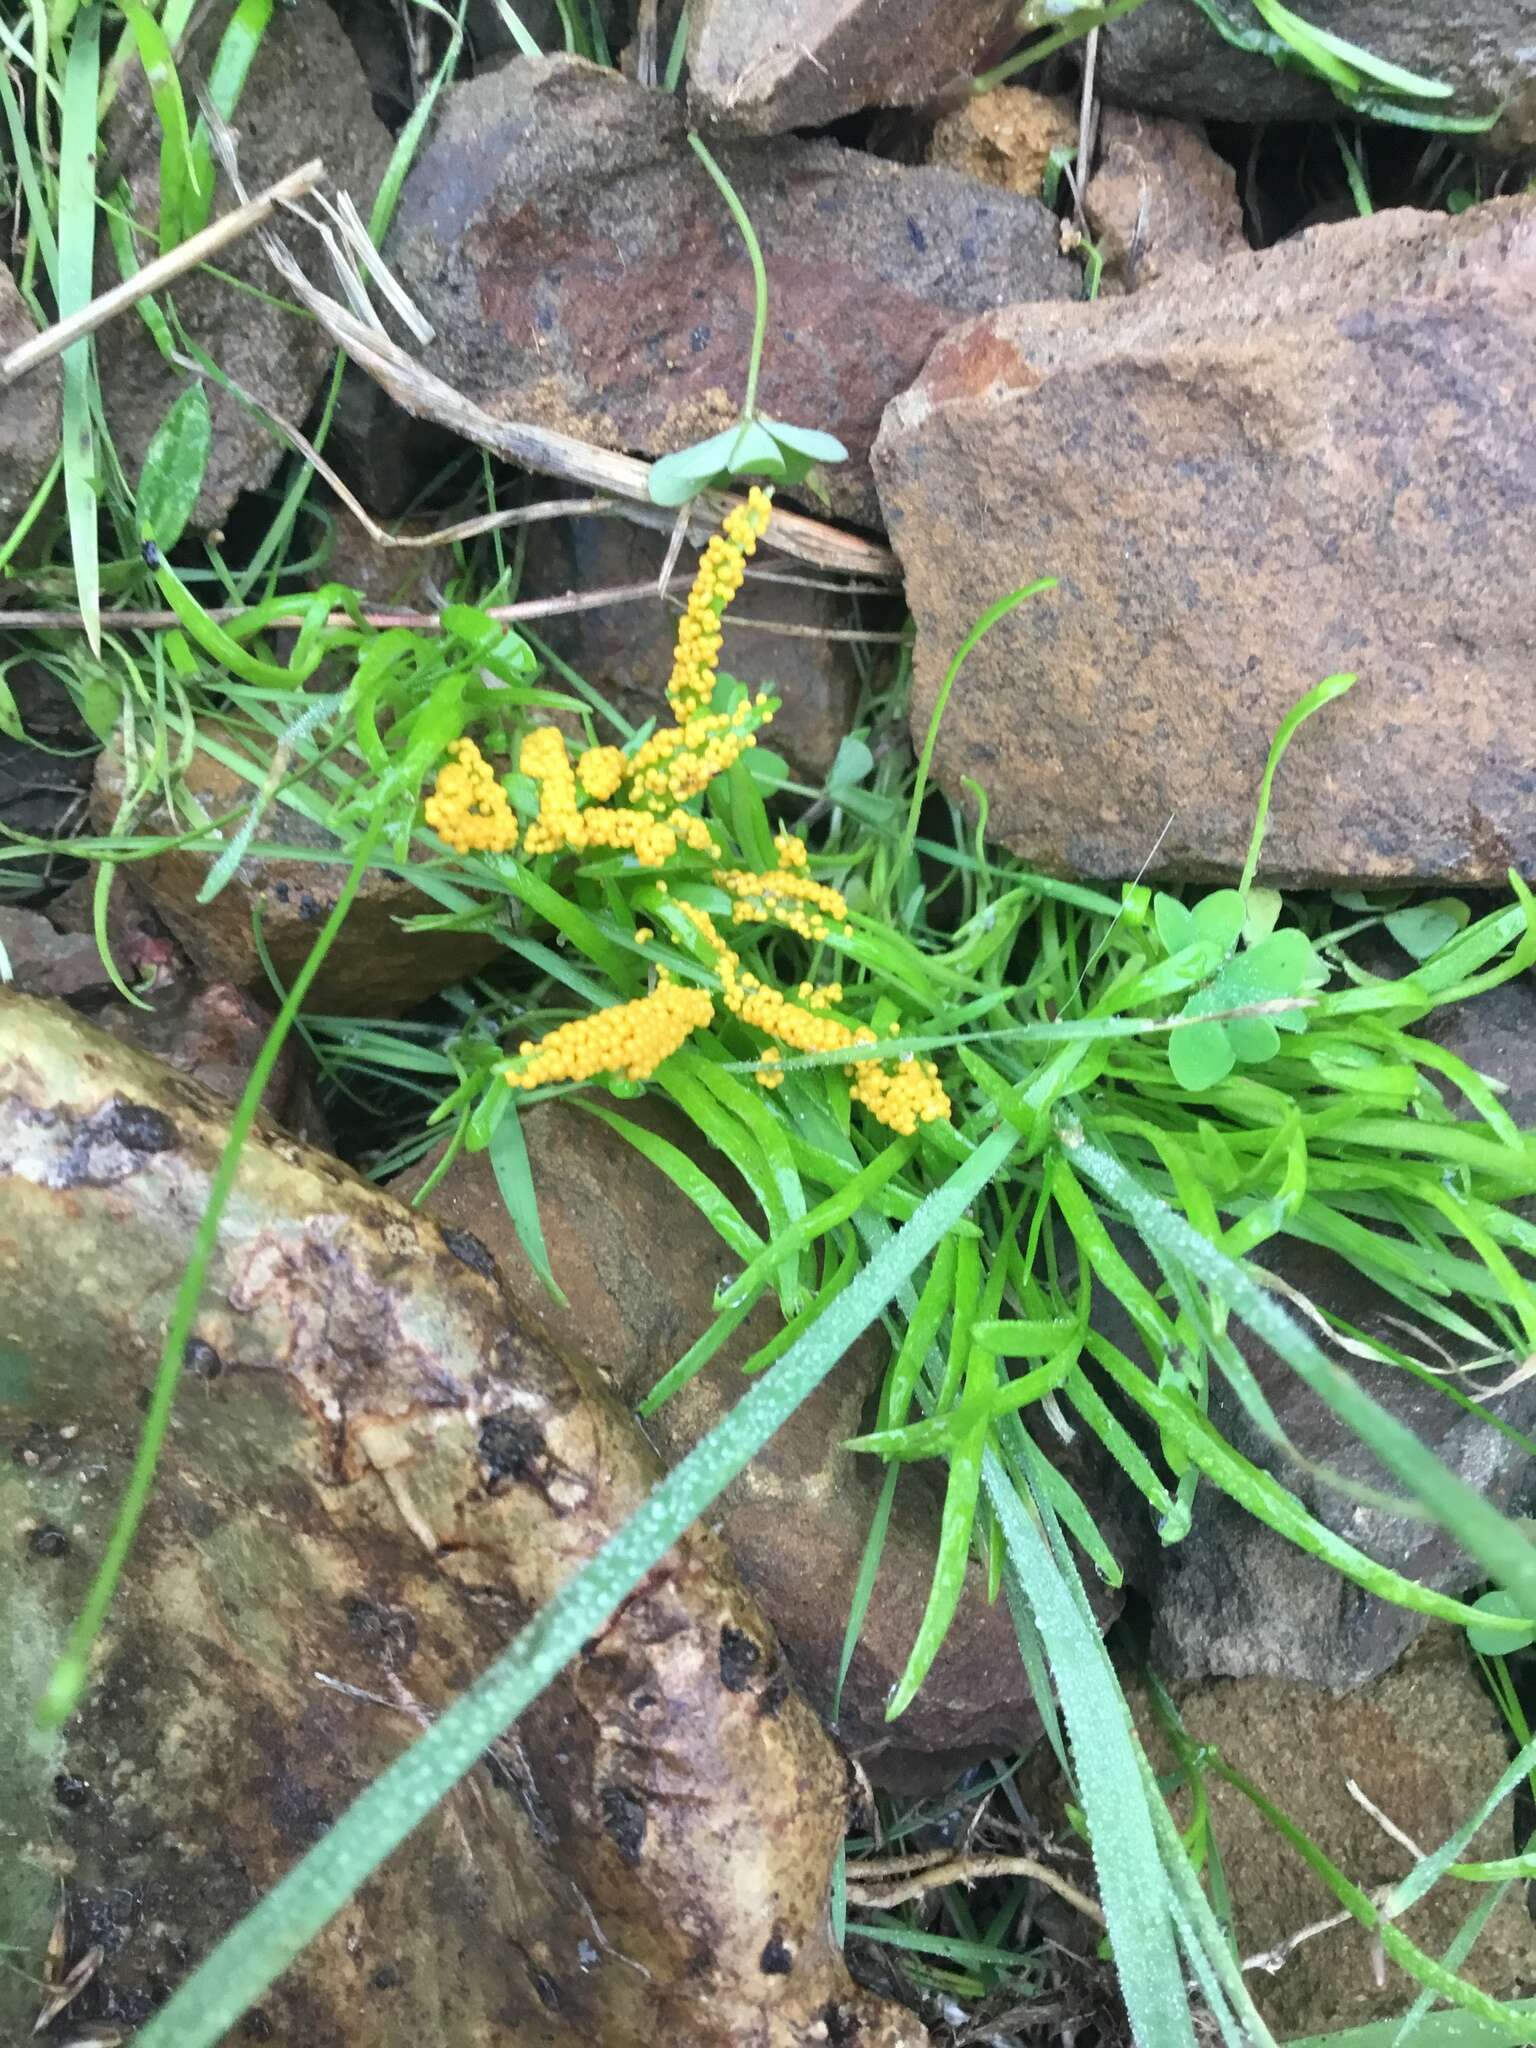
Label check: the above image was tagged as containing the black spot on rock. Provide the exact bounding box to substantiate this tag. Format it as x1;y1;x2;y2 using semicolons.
442;1225;497;1278
241;2012;274;2041
719;1624;762;1692
759;1672;789;1718
759;1931;793;1975
53;1773;90;1808
343;1596;417;1667
822;2000;861;2044
185;1338;223;1379
29;1523;68;1557
371;1964;400;1991
599;1782;646;1866
479;1414;546;1486
532;1970;562;2010
104;1098;178;1152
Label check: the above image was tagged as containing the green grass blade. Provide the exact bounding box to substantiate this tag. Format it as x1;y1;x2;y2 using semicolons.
59;4;103;656
131;1124;1018;2048
183;0;275;239
488;1100;568;1306
117;0;199;247
1238;672;1356;895
889;579;1055;914
832;1460;899;1720
1066;1133;1536;1621
983;1449;1198;2047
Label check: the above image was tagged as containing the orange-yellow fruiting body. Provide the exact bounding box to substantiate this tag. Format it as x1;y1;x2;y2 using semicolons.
679;903;950;1133
424;737;519;855
505;977;714;1090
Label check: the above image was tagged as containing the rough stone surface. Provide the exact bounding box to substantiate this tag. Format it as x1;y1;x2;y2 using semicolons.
92;739;502;1015
388;56;1076;527
0;908;111;1000
1106;963;1536;1691
0;996;927;2048
1142;1632;1536;2034
392;1099;1066;1780
323;362;458;522
315;506;458;610
873;196;1536;884
0;268;60;525
98;1;393;529
519;507;874;777
929;86;1079;199
92;978;331;1145
687;0;1020;136
1083;108;1246;291
1101;0;1536;155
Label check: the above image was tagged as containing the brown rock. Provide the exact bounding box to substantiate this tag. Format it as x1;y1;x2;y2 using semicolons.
387;56;1077;527
1083;108;1245;290
392;1099;1058;1779
322;361;457;521
929;86;1079;199
316;505;458;610
1101;0;1536;156
873;196;1536;884
520;506;877;777
98;2;393;528
93;978;331;1145
92;738;502;1015
687;0;1020;136
0;268;60;525
0;908;111;1000
0;994;925;2048
1142;1631;1535;2034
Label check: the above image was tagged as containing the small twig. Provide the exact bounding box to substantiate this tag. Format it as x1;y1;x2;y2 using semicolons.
845;1853;1104;1927
0;578;694;634
1346;1780;1428;1862
657;503;690;595
636;0;660;88
0;158;325;383
1073;29;1100;227
1241;1906;1355;1974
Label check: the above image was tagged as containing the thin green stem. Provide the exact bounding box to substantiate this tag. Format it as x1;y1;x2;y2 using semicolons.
689;132;768;419
36;809;390;1728
973;0;1151;93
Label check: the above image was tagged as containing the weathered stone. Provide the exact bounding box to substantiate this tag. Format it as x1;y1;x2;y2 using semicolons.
1084;108;1246;291
388;56;1076;527
92;739;502;1016
1140;1631;1534;2034
519;507;874;777
1101;0;1536;155
873;197;1536;884
0;995;926;2048
393;1099;1063;1779
929;86;1079;199
93;978;332;1145
98;2;393;528
687;0;1019;136
316;505;458;610
323;361;458;521
0;268;60;525
0;908;111;1000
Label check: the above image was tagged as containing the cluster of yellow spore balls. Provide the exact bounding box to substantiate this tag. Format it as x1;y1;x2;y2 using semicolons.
423;486;950;1138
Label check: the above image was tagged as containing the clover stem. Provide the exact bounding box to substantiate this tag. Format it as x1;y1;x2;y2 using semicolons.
689;132;769;420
